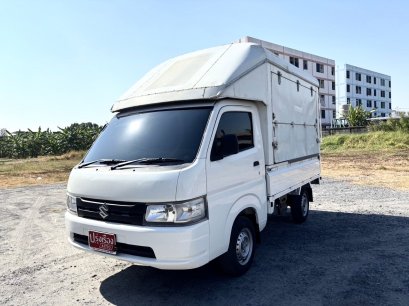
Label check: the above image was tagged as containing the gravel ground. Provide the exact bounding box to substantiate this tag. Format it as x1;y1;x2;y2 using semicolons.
0;179;408;306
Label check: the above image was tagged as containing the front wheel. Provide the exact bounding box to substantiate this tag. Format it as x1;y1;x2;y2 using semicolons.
290;189;309;224
218;216;255;276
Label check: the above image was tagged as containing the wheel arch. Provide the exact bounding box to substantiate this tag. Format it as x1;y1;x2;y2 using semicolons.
222;194;262;253
302;183;313;202
238;207;261;243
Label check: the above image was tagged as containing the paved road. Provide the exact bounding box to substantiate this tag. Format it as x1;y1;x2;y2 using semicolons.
1;180;409;305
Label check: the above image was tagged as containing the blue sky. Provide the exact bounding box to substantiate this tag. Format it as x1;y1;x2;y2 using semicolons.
1;0;408;131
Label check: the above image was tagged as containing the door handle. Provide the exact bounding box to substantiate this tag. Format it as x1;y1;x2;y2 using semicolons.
253;161;260;167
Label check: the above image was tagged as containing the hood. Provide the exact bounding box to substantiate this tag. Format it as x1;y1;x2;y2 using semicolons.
67;165;180;203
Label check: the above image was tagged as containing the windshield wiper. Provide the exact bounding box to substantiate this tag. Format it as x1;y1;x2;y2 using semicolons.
111;157;186;170
78;159;126;169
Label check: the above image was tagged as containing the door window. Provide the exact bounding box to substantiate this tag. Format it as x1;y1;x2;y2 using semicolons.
210;112;254;161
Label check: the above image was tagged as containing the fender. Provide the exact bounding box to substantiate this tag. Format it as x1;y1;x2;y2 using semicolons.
221;193;265;254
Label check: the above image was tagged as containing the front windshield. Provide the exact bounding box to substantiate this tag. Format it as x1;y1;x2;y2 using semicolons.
83;106;213;164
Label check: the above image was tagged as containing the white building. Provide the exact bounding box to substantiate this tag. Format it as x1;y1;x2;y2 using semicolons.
237;36;336;128
336;64;392;118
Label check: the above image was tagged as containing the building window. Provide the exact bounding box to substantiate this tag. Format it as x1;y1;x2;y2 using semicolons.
381;102;385;109
381;79;385;86
321;110;326;118
381;90;385;97
366;75;371;83
333;110;336;118
316;63;324;73
290;57;299;67
356;73;361;81
374;77;377;84
389;102;392;109
356;99;362;106
381;113;386;117
347;98;350;104
303;60;308;70
366;88;371;96
374;89;377;96
347;84;350;92
332;96;336;104
346;70;350;78
331;67;335;76
356;86;361;94
389;80;391;88
319;79;325;88
367;100;372;107
320;95;325;104
332;82;335;90
389;92;391;98
374;101;377;108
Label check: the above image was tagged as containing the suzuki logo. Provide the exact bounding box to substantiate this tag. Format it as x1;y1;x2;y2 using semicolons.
99;203;109;219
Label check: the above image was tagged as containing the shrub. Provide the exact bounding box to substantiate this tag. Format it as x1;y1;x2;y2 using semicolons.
369;115;409;133
0;123;103;158
347;105;371;127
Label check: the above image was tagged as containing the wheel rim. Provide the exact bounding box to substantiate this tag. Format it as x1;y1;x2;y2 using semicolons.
235;228;253;265
301;193;309;217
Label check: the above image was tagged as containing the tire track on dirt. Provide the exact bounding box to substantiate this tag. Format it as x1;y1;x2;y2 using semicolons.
11;196;45;266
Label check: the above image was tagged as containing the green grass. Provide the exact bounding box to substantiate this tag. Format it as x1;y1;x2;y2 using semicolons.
321;131;409;153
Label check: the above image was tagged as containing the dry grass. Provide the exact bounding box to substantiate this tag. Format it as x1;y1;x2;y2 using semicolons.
321;150;409;191
0;151;85;188
1;148;408;191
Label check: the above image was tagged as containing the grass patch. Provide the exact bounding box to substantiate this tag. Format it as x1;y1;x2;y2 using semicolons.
321;131;409;190
0;151;85;188
321;131;409;153
2;132;409;191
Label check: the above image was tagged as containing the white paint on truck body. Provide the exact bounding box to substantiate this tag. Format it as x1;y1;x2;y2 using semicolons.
65;43;321;270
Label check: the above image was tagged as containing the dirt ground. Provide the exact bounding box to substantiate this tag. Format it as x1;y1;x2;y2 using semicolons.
1;180;408;306
321;150;409;191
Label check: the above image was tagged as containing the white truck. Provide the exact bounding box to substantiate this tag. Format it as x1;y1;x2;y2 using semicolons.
65;42;321;276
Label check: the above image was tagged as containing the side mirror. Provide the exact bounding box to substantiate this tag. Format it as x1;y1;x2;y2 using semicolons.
222;134;239;156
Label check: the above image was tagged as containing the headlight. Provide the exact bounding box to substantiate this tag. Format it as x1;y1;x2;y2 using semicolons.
145;197;206;225
66;194;77;214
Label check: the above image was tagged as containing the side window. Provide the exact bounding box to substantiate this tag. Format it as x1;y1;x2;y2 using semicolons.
210;111;254;161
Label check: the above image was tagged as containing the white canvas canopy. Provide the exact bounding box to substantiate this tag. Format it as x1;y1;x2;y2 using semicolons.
111;43;318;112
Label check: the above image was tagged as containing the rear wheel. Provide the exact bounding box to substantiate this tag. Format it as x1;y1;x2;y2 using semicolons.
290;189;309;224
218;216;255;276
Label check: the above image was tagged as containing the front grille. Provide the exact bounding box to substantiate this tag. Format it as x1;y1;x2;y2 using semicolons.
73;233;156;258
76;197;146;225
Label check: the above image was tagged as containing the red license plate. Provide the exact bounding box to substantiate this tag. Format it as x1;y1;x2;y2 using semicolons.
88;231;117;254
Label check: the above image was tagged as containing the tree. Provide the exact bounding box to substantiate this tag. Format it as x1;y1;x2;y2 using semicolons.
347;105;371;127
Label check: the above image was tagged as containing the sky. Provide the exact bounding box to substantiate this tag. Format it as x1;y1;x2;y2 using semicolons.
1;0;409;131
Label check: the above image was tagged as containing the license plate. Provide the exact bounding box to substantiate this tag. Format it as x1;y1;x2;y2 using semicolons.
88;231;117;254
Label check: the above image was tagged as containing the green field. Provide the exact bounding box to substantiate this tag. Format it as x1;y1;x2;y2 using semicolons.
321;131;409;153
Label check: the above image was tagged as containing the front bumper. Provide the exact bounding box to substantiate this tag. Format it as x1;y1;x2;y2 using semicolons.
65;212;210;270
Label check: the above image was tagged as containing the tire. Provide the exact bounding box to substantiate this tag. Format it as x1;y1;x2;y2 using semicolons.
218;216;256;276
290;189;309;224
